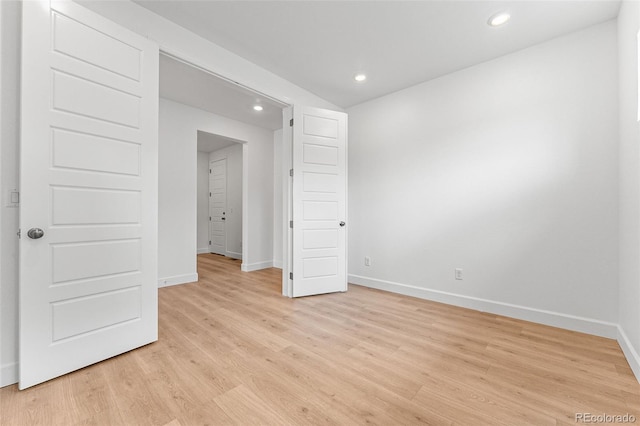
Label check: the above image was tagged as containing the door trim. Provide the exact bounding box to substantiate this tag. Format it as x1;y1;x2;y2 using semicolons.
282;107;293;296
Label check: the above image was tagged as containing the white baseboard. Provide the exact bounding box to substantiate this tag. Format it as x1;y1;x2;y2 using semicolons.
1;362;18;387
617;325;640;382
226;251;242;260
272;259;283;269
348;274;618;339
197;250;242;260
158;273;198;288
241;260;273;272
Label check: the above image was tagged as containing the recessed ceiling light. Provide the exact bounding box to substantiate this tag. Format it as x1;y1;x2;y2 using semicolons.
253;105;263;111
354;73;367;82
488;12;510;27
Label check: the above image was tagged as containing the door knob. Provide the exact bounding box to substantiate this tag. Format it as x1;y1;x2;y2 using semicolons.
27;228;44;239
339;221;346;227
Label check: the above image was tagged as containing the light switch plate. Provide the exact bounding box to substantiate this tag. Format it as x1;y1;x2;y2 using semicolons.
7;190;19;208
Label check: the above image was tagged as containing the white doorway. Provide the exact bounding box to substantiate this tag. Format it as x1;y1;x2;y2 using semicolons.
160;53;284;278
196;131;245;261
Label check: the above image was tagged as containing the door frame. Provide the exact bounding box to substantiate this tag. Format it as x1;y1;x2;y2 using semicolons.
282;107;293;296
194;127;248;265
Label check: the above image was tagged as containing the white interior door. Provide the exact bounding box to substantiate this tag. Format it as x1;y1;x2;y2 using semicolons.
209;158;227;255
291;107;347;297
19;0;159;389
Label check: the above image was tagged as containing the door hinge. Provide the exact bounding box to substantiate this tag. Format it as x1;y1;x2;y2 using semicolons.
17;229;21;239
209;192;211;197
289;220;293;228
289;168;293;177
209;216;211;221
209;240;211;245
289;118;294;127
289;272;293;280
209;169;211;174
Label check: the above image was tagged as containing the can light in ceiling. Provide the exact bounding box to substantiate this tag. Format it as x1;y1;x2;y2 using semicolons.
488;12;510;27
253;105;264;111
354;73;367;82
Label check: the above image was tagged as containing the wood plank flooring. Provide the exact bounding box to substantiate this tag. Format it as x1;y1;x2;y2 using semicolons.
1;253;638;425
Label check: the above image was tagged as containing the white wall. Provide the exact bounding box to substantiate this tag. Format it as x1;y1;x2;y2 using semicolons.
617;0;640;381
209;144;244;259
159;98;274;282
0;0;20;387
196;152;210;254
273;129;284;269
347;21;620;337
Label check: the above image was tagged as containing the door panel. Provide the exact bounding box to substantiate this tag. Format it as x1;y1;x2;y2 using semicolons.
52;128;141;176
302;229;338;250
52;71;141;126
19;0;158;389
292;107;347;297
303;144;338;165
52;240;141;283
52;187;140;225
209;159;227;255
52;287;141;341
52;12;142;79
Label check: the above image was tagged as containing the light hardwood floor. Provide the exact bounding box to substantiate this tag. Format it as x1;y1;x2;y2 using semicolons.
1;254;639;425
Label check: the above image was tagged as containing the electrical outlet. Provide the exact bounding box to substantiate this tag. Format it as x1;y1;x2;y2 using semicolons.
364;256;371;267
455;268;463;280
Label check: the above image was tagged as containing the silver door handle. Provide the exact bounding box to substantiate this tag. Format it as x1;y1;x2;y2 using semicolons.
27;228;44;239
339;221;345;227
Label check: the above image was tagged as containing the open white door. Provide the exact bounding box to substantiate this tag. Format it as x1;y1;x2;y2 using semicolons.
291;107;348;297
19;0;159;389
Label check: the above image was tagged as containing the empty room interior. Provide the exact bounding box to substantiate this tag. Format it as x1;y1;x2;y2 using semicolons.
1;0;640;425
